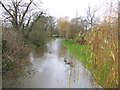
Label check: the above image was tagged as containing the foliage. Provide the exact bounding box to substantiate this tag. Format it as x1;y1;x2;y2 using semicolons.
60;1;118;88
69;17;85;39
1;10;55;72
57;17;70;39
57;17;85;40
2;28;31;71
1;0;118;88
62;38;117;88
74;30;90;43
28;15;53;47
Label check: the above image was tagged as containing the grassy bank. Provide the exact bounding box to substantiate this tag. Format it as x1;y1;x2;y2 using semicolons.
52;34;64;38
62;40;112;88
62;40;91;67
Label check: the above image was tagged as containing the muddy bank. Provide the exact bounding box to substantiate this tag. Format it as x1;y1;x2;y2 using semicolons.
2;44;48;88
2;57;32;88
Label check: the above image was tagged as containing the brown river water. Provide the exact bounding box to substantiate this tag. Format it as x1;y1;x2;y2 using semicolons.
2;38;102;88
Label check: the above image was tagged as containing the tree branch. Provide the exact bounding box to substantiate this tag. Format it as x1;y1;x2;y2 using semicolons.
0;1;14;19
19;0;33;27
26;16;31;28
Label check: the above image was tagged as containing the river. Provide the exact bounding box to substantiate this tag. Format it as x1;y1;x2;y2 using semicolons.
3;38;102;88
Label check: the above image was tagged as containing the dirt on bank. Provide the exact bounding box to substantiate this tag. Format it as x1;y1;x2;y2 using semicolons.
2;56;33;88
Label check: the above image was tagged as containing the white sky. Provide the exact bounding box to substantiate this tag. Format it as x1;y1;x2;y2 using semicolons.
41;0;109;19
0;0;118;20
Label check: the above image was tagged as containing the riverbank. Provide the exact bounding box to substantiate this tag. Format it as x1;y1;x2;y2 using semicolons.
2;38;101;88
2;44;33;87
62;40;110;88
2;36;54;87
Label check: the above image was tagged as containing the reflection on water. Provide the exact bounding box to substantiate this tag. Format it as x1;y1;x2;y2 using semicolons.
3;38;102;88
32;46;48;58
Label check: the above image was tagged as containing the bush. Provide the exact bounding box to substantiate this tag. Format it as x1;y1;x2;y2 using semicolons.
2;28;31;72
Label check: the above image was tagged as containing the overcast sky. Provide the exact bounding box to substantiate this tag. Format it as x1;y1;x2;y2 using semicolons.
41;0;118;19
0;0;118;20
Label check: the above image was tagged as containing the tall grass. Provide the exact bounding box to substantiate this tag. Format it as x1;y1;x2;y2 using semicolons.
86;16;118;88
62;16;118;88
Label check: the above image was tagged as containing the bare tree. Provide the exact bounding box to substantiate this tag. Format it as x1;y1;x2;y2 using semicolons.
0;0;42;30
86;5;98;27
46;16;56;37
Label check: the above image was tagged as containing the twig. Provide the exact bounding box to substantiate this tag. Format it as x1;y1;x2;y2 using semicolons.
7;55;15;62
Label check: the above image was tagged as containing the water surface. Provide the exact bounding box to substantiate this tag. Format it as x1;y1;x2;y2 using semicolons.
3;38;102;88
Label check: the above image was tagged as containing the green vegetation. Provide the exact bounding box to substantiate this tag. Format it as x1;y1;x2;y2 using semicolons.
2;61;12;70
1;0;118;88
62;40;91;66
52;34;59;37
1;11;56;72
62;40;112;87
70;64;74;67
1;0;56;72
52;34;64;38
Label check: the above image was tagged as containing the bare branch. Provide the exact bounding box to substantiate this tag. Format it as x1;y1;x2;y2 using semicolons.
0;1;14;19
19;0;33;27
26;16;31;27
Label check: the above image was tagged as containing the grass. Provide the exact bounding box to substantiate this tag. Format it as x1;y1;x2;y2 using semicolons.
52;34;64;38
99;60;111;85
62;40;91;67
62;40;112;87
52;34;59;37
